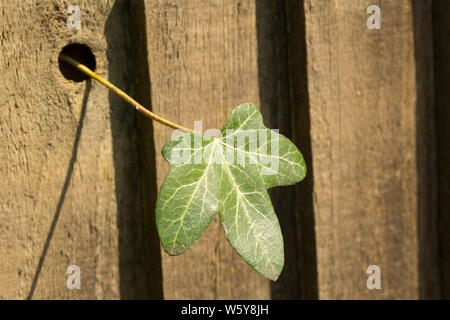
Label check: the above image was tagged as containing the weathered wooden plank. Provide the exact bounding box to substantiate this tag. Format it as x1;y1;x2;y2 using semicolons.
288;0;439;299
0;0;149;299
434;0;450;300
141;0;270;299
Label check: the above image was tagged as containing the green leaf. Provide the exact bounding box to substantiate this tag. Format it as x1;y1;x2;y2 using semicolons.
155;103;306;280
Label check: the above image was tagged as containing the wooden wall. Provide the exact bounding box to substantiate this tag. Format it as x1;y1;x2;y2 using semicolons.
0;0;448;299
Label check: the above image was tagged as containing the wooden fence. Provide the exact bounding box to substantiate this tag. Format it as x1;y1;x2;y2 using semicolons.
0;0;448;299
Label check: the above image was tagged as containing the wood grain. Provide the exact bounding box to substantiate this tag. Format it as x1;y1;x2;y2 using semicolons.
0;0;148;299
291;0;440;299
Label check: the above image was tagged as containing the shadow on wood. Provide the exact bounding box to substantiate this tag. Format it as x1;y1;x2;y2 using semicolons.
105;0;163;299
27;80;91;300
433;0;450;300
255;0;318;299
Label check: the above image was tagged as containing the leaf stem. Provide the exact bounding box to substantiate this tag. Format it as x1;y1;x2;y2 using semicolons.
59;54;194;133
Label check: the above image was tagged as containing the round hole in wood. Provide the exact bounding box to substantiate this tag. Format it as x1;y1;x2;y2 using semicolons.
58;43;96;82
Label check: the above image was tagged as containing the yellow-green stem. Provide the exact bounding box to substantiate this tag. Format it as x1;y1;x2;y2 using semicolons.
59;54;193;133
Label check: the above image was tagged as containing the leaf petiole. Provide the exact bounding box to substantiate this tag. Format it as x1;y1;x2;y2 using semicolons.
59;54;194;133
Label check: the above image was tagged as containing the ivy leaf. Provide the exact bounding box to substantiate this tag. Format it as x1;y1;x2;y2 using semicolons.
155;103;306;280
